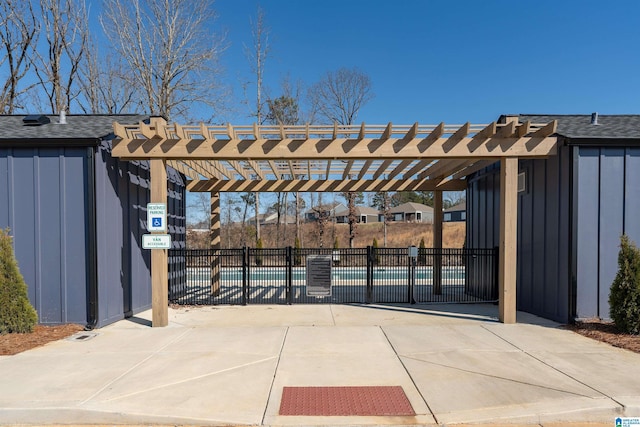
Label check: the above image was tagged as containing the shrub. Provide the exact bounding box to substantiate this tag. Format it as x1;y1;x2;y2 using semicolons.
0;229;38;334
255;237;264;266
333;237;339;249
372;237;380;265
418;237;427;266
294;236;302;266
609;234;640;334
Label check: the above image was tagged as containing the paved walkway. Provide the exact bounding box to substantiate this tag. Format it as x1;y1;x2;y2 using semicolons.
0;303;638;426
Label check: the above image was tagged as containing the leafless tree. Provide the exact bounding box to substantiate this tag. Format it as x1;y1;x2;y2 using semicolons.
32;0;88;114
307;67;374;125
0;0;39;113
101;0;228;121
244;5;270;243
78;38;137;114
309;67;374;248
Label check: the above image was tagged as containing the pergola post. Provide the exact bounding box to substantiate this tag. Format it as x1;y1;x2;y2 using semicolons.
150;159;168;327
433;190;443;295
210;191;221;296
499;157;518;323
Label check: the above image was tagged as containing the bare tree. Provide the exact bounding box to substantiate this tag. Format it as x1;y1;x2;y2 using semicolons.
0;0;39;113
101;0;227;121
309;67;374;248
308;67;374;125
78;38;137;114
32;0;88;114
244;5;270;243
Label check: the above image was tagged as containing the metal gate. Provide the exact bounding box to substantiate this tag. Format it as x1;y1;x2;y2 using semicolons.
168;247;498;306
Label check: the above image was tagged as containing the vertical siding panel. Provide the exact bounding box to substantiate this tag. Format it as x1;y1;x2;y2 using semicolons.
486;173;494;248
12;151;38;312
62;150;88;322
576;148;600;318
519;163;533;309
544;152;560;317
479;178;486;246
37;150;63;323
0;150;9;228
625;148;640;244
598;148;625;319
557;145;571;321
471;180;479;248
532;161;547;312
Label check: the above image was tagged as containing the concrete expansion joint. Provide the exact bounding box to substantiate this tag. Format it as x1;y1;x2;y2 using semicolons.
379;326;438;424
479;324;626;408
262;326;289;425
78;328;193;405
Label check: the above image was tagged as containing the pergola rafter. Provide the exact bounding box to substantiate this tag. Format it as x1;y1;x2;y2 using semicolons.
113;119;556;186
111;117;559;327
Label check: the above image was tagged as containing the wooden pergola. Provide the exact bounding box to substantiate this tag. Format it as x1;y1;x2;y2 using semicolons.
112;117;558;326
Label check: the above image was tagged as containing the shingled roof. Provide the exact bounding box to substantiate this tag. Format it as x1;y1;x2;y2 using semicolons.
0;114;149;144
503;114;640;140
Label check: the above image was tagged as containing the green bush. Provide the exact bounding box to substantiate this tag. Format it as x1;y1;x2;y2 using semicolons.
609;234;640;334
255;237;264;266
372;237;380;265
0;229;38;334
294;236;302;266
418;237;427;266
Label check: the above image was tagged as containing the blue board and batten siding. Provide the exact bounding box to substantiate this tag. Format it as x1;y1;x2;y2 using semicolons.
467;144;640;323
574;146;640;320
1;139;186;327
0;147;89;324
95;141;185;327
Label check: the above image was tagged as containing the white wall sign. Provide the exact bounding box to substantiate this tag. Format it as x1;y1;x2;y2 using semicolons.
147;203;167;232
142;234;171;249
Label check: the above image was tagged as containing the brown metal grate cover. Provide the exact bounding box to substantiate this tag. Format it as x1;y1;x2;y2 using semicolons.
279;386;415;416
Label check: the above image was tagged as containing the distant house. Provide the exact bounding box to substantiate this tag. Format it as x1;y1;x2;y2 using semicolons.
263;213;296;225
334;206;380;224
304;202;346;222
386;202;434;223
444;202;466;222
0;114;186;328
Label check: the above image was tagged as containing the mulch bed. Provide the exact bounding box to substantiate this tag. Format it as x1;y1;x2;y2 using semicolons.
0;324;84;355
565;319;640;353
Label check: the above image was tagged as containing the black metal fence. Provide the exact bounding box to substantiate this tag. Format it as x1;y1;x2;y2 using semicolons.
168;247;498;306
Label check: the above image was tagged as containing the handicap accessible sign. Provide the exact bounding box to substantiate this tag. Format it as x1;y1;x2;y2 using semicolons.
617;418;640;427
147;203;167;232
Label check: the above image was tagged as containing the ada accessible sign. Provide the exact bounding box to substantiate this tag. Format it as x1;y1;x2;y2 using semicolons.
306;254;332;297
142;234;171;249
147;203;167;232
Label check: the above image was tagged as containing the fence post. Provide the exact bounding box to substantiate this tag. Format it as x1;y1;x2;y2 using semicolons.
493;246;500;301
243;247;248;305
433;247;443;295
286;246;293;305
366;246;373;303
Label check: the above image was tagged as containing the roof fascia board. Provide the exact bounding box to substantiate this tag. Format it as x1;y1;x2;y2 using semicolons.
564;137;640;147
0;137;103;147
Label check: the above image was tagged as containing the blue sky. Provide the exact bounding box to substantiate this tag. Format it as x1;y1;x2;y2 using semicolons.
87;0;640;222
211;0;640;125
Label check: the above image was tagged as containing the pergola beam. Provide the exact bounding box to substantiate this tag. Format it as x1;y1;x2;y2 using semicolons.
187;177;467;193
112;135;558;160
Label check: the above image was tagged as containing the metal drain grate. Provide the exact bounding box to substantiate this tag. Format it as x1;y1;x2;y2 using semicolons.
279;386;415;416
66;332;98;342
